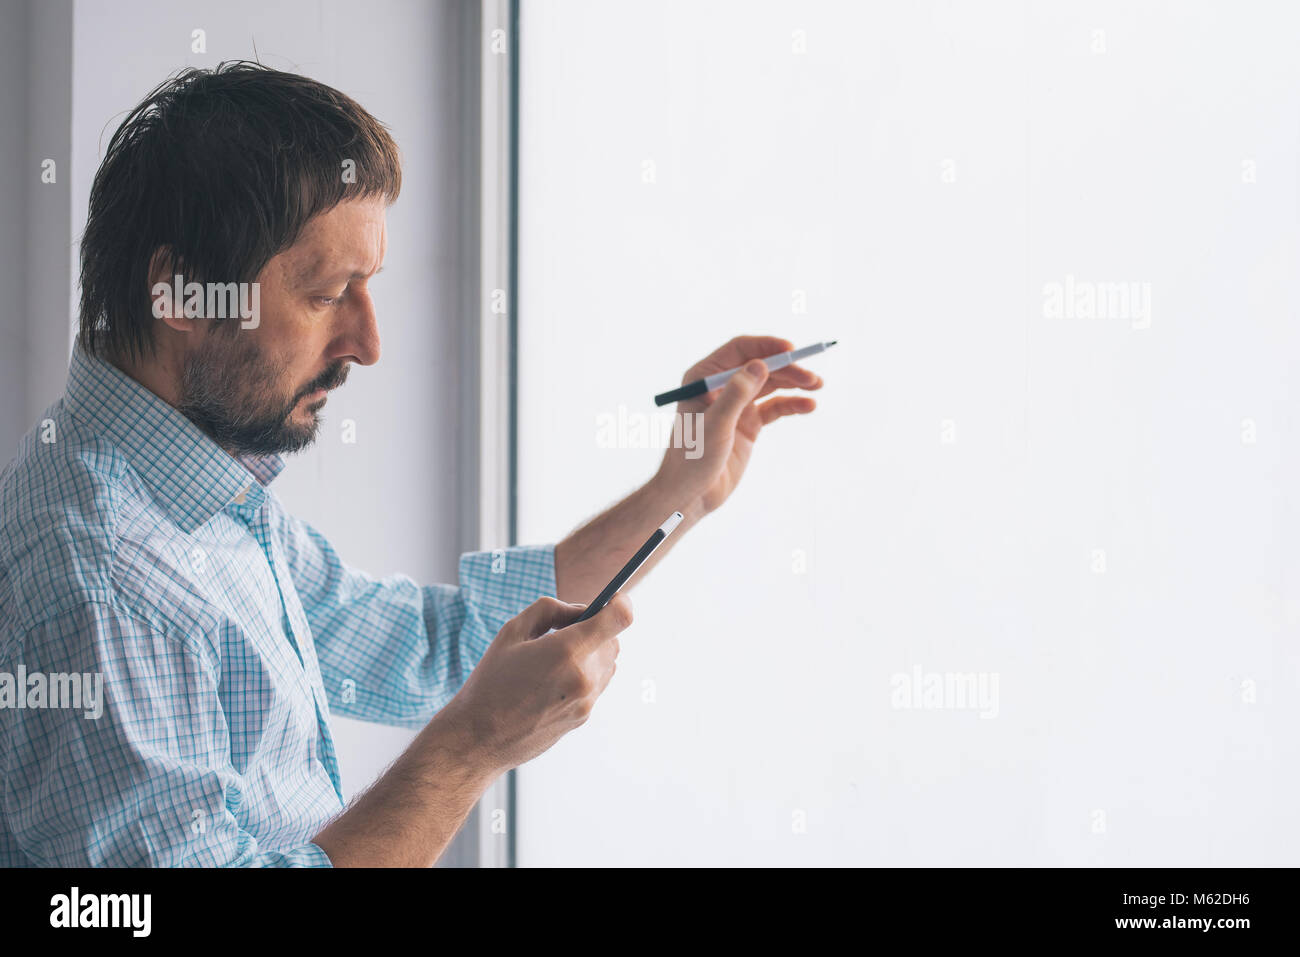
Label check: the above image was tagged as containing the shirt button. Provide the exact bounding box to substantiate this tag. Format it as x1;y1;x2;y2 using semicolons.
232;485;251;505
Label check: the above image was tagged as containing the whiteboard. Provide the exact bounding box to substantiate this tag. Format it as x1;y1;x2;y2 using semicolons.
515;0;1300;866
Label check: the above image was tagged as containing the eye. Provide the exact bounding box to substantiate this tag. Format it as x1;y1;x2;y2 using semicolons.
314;289;347;308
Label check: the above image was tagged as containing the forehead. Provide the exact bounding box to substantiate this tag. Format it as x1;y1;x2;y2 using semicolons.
277;198;388;283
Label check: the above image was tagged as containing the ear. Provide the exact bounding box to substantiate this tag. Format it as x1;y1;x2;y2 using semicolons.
147;246;202;334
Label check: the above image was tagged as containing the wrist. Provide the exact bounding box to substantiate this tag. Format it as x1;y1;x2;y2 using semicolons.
647;463;708;527
419;700;503;790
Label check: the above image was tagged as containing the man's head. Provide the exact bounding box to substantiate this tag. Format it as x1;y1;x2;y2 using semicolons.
79;61;401;455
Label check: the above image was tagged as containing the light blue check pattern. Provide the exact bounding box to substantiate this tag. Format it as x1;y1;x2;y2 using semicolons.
0;340;556;867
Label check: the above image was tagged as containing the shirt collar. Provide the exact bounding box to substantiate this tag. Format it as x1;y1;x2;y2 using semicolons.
63;337;285;532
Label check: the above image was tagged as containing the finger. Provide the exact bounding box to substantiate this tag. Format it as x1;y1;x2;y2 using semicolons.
556;592;634;653
511;596;587;642
707;359;770;433
683;335;795;381
756;394;817;426
773;363;824;389
754;365;824;400
594;657;618;697
587;634;620;695
591;635;620;675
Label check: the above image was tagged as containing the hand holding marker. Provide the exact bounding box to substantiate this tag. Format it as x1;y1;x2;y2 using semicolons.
574;343;831;621
654;341;838;406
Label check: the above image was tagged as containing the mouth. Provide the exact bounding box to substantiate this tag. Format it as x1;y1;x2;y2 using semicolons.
300;365;348;409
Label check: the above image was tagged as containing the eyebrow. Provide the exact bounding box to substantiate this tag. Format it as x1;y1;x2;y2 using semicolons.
296;261;385;285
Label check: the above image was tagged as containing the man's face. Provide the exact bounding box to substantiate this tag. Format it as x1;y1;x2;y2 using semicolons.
177;197;387;456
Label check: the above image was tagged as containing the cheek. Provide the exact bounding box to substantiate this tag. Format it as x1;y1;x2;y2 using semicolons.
248;277;318;339
229;337;297;406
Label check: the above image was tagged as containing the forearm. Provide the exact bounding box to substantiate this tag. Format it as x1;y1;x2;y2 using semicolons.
312;704;499;867
554;470;704;605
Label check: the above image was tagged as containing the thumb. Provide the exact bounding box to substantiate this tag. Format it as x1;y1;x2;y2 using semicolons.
504;596;586;643
709;360;768;430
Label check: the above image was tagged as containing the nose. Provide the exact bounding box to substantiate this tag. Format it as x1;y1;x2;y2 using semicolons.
337;290;381;367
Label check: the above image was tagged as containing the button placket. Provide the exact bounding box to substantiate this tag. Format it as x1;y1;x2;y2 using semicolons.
237;499;345;803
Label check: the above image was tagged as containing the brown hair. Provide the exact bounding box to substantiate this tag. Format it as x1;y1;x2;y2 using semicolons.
78;60;402;361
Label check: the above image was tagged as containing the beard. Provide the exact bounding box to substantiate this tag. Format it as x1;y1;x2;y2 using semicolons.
176;326;349;456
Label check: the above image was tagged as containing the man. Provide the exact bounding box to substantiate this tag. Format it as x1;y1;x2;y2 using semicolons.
0;62;822;867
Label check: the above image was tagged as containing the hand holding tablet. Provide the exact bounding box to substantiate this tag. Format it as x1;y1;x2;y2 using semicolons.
573;512;684;623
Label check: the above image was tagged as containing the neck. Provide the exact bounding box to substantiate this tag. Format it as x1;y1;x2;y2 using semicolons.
104;343;183;410
103;343;243;462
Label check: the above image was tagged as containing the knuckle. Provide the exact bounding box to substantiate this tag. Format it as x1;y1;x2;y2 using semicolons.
557;652;581;686
607;596;634;631
520;596;558;626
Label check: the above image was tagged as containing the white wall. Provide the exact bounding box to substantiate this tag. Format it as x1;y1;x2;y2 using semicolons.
0;0;30;457
515;0;1300;865
0;0;73;459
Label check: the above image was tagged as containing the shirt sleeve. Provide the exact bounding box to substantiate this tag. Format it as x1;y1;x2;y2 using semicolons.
272;505;558;729
0;601;333;868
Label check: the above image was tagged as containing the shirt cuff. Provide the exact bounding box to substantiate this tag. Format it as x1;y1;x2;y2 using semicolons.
232;839;335;867
458;543;557;615
457;542;558;659
300;842;335;867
